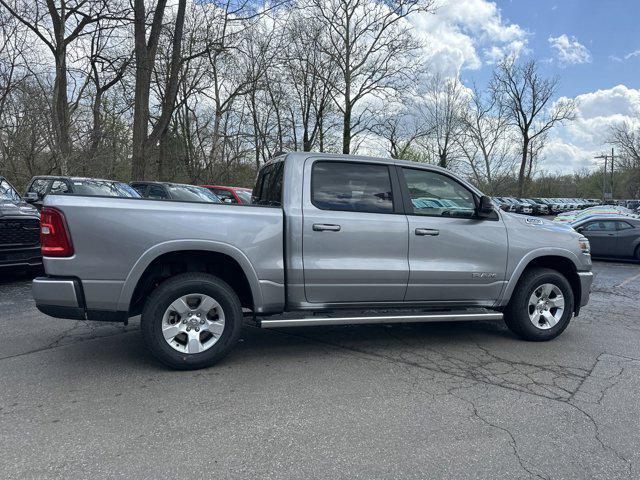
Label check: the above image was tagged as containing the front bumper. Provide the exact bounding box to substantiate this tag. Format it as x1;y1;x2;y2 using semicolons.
577;271;594;308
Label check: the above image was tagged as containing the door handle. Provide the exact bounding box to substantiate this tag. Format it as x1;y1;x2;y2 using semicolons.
313;223;341;232
415;228;439;236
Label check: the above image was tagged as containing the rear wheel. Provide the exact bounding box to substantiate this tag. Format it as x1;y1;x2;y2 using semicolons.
141;273;243;370
504;267;574;341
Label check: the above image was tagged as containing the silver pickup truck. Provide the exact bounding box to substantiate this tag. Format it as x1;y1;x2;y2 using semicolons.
33;153;593;369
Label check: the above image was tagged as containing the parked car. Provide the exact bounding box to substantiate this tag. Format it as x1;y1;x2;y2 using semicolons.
131;182;221;203
24;176;140;209
519;198;549;215
572;216;640;261
502;197;533;215
201;185;252;204
32;152;593;370
493;197;515;212
0;176;41;270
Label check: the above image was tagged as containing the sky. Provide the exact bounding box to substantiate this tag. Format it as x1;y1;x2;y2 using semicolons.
409;0;640;173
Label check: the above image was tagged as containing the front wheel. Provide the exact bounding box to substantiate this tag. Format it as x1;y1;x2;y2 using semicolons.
141;273;243;370
504;267;574;341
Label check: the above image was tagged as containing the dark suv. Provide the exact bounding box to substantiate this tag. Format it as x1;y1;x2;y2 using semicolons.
24;176;140;209
0;176;41;270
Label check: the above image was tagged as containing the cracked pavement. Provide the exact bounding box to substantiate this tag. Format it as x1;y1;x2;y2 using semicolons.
1;261;639;479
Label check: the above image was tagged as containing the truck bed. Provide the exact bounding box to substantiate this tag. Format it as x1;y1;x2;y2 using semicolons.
41;195;284;313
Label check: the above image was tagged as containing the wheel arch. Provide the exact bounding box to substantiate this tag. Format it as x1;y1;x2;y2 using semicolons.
118;240;264;315
499;250;582;314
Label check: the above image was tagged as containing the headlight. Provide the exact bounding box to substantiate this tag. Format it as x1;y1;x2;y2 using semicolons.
578;236;590;255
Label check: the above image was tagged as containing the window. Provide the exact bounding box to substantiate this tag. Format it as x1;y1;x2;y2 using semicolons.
28;178;49;196
212;189;238;203
0;179;20;201
402;168;475;218
311;161;393;214
617;221;635;231
147;185;168;199
131;184;147;196
253;161;284;207
582;221;617;232
166;185;220;203
49;180;70;194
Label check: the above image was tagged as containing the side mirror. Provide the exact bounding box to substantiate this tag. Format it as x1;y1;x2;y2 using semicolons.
24;192;40;203
476;195;494;218
575;226;584;233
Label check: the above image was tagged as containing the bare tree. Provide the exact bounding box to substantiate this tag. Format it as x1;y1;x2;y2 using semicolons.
457;85;514;192
0;0;122;173
131;0;187;180
311;0;432;154
609;122;640;197
491;56;575;196
422;75;466;168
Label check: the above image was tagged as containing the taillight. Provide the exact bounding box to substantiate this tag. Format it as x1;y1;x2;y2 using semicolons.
40;207;74;257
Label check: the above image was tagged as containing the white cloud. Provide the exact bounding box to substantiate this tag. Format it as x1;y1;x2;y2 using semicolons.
625;49;640;60
543;85;640;173
548;34;592;66
410;0;528;77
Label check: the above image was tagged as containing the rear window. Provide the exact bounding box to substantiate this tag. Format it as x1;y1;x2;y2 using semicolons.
166;185;220;203
71;180;140;198
311;161;393;214
253;161;284;207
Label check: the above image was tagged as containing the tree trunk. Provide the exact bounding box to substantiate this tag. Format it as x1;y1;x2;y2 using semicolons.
517;137;529;197
342;103;351;154
52;46;71;174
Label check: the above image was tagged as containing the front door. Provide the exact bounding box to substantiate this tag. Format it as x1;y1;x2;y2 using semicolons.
399;167;508;305
302;160;409;304
580;220;618;257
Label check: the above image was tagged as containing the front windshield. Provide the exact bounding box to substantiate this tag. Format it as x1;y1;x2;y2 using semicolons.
236;190;252;203
72;180;141;197
167;185;221;203
0;179;21;202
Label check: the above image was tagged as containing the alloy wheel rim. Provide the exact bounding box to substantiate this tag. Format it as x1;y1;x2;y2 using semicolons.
527;283;564;330
161;294;225;354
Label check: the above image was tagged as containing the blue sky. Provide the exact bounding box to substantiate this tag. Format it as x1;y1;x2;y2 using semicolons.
486;0;639;97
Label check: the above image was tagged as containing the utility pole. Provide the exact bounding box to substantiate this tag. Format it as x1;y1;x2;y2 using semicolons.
594;149;618;202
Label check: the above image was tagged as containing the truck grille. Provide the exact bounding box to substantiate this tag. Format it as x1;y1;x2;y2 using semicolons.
0;218;40;247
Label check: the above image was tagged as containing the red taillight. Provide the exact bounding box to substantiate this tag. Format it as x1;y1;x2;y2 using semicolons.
40;207;74;257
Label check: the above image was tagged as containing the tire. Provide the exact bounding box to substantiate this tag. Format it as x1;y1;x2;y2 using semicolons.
504;267;574;341
141;273;243;370
635;245;640;262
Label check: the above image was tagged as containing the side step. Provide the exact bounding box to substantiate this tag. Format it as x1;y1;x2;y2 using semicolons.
258;309;503;329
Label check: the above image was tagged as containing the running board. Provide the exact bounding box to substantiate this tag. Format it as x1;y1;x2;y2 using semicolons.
259;310;503;328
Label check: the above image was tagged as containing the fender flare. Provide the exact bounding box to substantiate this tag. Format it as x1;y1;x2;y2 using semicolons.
497;248;581;307
116;239;264;312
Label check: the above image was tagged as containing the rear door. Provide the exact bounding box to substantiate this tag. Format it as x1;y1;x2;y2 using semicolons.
580;220;618;256
399;166;508;304
615;221;638;257
302;159;409;304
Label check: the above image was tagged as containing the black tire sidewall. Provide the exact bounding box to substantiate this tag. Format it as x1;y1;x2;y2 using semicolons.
141;273;243;369
506;269;574;341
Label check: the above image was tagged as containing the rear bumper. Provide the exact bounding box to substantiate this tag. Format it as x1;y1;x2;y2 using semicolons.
0;246;41;268
577;271;594;308
32;276;128;322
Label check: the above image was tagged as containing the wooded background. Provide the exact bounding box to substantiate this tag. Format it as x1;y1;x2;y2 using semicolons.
0;0;638;197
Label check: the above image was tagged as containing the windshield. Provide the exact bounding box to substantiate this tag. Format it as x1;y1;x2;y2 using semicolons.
167;185;221;203
236;190;252;203
71;180;141;197
0;179;21;202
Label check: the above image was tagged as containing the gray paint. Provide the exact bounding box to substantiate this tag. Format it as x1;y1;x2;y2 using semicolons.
34;152;593;319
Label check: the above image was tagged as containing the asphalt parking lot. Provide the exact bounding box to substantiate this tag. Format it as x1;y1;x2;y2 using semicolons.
1;261;640;479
